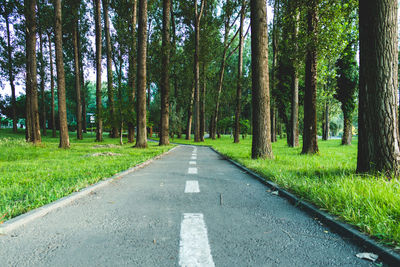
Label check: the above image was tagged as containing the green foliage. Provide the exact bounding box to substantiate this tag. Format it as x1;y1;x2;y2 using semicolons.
335;43;358;116
0;128;174;222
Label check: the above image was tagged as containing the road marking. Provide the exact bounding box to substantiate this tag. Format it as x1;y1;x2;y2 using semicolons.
179;213;215;267
184;180;200;193
192;153;197;156
188;167;198;174
191;156;197;160
189;161;196;165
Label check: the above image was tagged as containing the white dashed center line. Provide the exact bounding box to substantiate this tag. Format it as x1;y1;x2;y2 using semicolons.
189;161;196;165
184;180;200;193
188;167;198;174
179;213;215;267
191;156;197;160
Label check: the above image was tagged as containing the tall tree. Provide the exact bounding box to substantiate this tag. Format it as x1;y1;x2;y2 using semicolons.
128;0;137;143
193;0;205;142
250;0;273;159
37;0;46;136
54;0;70;148
94;0;103;142
301;0;319;154
1;1;18;133
25;0;41;144
159;0;171;145
233;0;245;143
335;43;358;145
135;0;148;148
357;0;400;174
72;0;83;140
103;0;118;138
47;31;56;138
289;7;299;147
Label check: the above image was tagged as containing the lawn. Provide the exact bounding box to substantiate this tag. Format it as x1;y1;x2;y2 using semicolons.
166;135;400;248
0;129;174;223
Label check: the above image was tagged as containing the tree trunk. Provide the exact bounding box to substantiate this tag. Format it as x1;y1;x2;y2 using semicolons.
200;63;206;142
135;0;148;148
128;0;137;143
342;111;352;145
270;104;277;142
77;23;87;134
322;101;329;140
72;3;82;140
94;0;103;142
38;2;46;136
186;85;195;140
250;0;273;159
103;0;118;138
159;0;171;146
301;1;318;154
25;0;41;144
193;0;204;142
290;9;299;147
54;0;70;148
5;15;17;133
357;0;400;174
47;32;56;138
234;0;245;144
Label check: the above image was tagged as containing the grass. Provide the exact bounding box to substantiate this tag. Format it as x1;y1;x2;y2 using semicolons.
0;128;174;222
165;135;400;248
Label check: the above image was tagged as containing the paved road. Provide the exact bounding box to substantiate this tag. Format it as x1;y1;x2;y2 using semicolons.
0;146;374;266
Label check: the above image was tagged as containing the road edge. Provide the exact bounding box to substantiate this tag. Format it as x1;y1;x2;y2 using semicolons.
0;145;179;235
208;146;400;266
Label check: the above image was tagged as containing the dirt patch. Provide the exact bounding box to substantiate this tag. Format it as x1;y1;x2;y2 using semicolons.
85;152;122;157
92;144;120;148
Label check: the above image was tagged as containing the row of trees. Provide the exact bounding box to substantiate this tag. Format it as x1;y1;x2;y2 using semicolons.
0;0;399;175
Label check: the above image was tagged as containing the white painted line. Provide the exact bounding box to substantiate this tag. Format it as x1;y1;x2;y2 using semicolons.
188;167;198;174
184;180;200;193
192;153;197;156
189;161;196;165
191;156;197;160
179;213;215;267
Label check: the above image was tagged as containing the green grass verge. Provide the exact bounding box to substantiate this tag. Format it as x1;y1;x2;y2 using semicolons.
165;135;400;248
0;129;174;222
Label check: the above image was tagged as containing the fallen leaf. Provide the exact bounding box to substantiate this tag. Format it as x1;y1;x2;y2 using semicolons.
324;230;329;234
356;252;378;262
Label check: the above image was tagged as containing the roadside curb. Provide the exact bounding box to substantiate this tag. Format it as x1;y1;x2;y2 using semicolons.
0;145;179;235
207;146;400;266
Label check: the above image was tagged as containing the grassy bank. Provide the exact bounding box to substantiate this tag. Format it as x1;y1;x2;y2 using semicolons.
167;135;400;248
0;129;173;222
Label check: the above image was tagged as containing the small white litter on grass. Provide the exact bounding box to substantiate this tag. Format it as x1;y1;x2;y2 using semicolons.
356;252;378;262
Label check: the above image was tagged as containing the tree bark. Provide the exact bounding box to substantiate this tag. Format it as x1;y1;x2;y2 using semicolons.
250;0;273;159
290;9;299;147
200;63;206;142
102;0;118;138
270;105;277;142
234;0;245;144
193;0;205;142
5;14;17;133
25;0;41;144
94;0;103;142
186;84;195;140
159;0;171;146
357;0;400;174
322;101;329;140
47;32;56;138
54;0;70;148
72;3;82;140
135;0;148;148
77;22;87;134
342;111;352;145
37;1;46;136
301;0;319;154
128;0;137;143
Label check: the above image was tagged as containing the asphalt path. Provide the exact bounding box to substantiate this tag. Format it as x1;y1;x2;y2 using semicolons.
0;146;374;266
